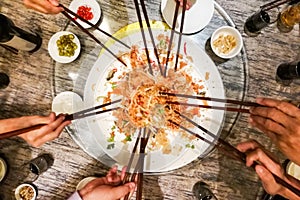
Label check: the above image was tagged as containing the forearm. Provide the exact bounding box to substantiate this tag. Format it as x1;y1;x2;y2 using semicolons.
0;116;39;134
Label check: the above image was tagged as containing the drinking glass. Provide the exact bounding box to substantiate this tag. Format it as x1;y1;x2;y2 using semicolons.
244;10;271;36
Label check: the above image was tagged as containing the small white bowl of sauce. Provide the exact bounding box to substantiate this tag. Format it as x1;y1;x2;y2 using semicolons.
210;26;243;59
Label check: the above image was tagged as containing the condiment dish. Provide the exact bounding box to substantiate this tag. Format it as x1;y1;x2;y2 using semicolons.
210;26;243;59
48;31;81;64
15;183;37;200
69;0;101;29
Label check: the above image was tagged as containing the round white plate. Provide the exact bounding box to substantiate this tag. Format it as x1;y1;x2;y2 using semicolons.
161;0;214;34
69;0;101;29
83;23;225;172
48;31;81;64
52;91;83;114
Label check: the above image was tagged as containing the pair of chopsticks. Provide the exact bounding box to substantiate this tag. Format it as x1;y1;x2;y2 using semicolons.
164;0;188;76
123;128;150;200
0;44;18;54
0;99;121;140
132;0;163;76
260;0;293;11
170;111;300;197
58;4;128;66
160;92;260;113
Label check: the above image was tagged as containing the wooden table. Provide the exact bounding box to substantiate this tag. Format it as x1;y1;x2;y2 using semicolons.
0;0;299;199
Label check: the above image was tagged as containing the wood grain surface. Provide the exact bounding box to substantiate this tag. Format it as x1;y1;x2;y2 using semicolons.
0;0;299;199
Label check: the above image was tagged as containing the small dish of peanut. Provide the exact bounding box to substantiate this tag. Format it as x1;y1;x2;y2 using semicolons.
210;26;243;59
15;183;37;200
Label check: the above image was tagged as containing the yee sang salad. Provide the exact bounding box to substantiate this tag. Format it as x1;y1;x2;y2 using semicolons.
99;34;210;154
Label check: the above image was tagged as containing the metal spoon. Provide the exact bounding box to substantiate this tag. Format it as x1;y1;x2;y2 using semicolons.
193;181;218;200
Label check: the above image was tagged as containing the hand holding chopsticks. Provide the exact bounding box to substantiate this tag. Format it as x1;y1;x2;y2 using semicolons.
0;113;70;147
237;140;300;200
75;166;136;200
0;100;121;141
58;4;127;67
171;111;300;198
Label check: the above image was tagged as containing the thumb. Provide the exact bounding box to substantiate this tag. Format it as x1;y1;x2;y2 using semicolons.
110;182;135;199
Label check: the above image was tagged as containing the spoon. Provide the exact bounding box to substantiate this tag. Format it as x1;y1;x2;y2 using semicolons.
193;181;218;200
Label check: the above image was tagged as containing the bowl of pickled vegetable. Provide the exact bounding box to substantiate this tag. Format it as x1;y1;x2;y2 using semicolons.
48;31;81;63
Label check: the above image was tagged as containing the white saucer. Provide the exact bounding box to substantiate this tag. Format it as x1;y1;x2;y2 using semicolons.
69;0;102;29
52;91;83;115
161;0;214;34
48;31;81;64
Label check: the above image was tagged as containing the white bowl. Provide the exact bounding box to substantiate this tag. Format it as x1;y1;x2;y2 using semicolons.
161;0;214;34
210;26;243;59
15;183;37;200
48;31;81;64
52;91;83;115
0;157;7;182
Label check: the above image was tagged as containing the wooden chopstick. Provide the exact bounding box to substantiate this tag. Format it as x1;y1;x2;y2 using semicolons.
123;129;142;184
170;114;300;197
0;44;18;54
60;11;127;67
123;128;150;200
132;0;154;75
0;101;120;140
58;4;130;49
71;99;121;118
164;0;180;77
174;0;187;71
160;92;260;107
138;0;164;76
260;0;292;11
167;101;250;113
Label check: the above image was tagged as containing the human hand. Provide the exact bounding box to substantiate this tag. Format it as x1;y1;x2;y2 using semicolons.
79;166;136;200
23;0;64;14
249;97;300;166
15;112;71;147
237;140;300;199
176;0;193;10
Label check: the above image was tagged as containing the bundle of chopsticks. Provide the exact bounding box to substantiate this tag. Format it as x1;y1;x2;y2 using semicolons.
161;92;300;197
